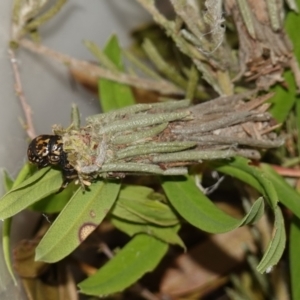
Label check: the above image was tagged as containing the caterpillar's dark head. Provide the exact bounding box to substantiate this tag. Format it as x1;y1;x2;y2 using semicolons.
27;135;63;168
27;135;77;192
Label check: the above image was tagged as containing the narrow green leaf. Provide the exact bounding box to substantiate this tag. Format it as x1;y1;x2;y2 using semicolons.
117;185;179;226
212;158;288;273
111;186;177;226
286;1;300;61
12;163;36;186
213;157;278;209
296;99;300;159
214;158;300;218
2;170;14;192
256;207;286;273
260;163;300;218
111;200;149;224
240;197;265;225
112;217;185;248
268;5;300;122
1;163;37;286
2;218;16;286
161;175;264;233
4;166;50;193
30;183;78;213
99;35;135;112
0;168;61;219
290;216;300;300
35;180;120;263
1;174;16;285
269;71;297;123
213;161;262;193
78;234;168;296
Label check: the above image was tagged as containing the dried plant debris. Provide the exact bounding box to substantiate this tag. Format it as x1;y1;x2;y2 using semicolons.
13;0;300;100
170;0;227;56
52;92;283;187
137;0;300;94
225;0;300;90
11;0;67;42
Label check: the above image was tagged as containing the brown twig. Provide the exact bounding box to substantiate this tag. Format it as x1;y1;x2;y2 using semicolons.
8;48;36;140
19;39;183;96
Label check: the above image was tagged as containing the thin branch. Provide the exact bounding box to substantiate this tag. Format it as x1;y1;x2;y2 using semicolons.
19;39;183;95
8;48;36;139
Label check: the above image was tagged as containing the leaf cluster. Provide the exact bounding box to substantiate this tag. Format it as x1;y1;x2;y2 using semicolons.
4;0;300;298
2;36;300;298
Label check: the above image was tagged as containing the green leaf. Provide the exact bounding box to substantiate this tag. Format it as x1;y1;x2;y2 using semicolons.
285;1;300;61
297;99;300;156
212;160;262;193
0;168;61;219
257;207;286;273
1;163;37;286
78;234;168;296
12;163;36;186
111;199;149;224
2;170;14;192
260;163;300;218
213;157;278;209
290;216;300;300
269;71;297;123
112;217;185;248
161;175;264;233
269;5;300;123
35;180;120;263
1;173;16;285
30;182;78;213
212;158;289;272
2;218;16;286
115;185;179;226
99;35;135;112
213;157;300;218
